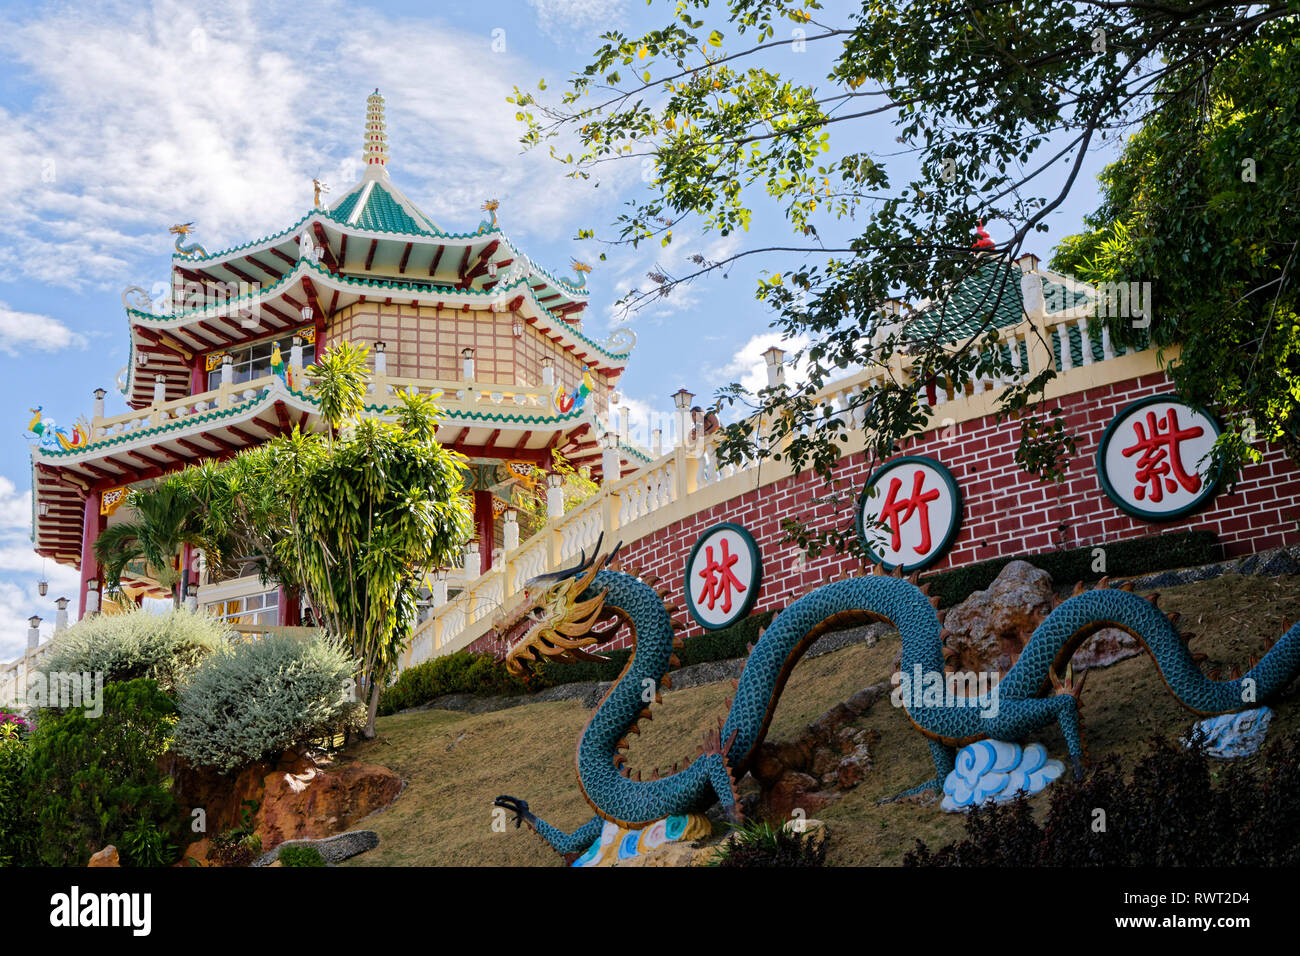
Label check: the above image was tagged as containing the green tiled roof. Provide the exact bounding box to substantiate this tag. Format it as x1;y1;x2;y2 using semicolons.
354;184;427;234
904;262;1027;344
325;183;433;235
1043;279;1092;313
330;190;361;223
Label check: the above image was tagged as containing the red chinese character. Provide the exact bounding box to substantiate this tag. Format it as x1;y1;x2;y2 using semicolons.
696;538;746;614
879;470;942;555
1120;408;1204;503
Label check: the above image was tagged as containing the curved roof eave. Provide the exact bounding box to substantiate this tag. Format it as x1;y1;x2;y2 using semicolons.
171;212;590;305
122;261;629;399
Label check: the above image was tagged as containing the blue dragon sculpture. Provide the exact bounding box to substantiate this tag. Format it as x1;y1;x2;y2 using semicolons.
494;536;1300;857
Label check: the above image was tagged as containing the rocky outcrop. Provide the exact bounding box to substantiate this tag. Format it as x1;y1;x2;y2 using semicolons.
173;752;401;866
941;560;1141;674
749;682;888;818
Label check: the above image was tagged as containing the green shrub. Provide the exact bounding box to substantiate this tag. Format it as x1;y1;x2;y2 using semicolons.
677;609;777;666
278;844;326;867
379;651;533;715
922;529;1221;607
174;633;363;773
905;732;1300;866
120;817;178;868
709;819;828;867
380;609;782;714
0;737;33;866
22;678;182;866
38;607;232;696
538;648;632;686
208;800;262;867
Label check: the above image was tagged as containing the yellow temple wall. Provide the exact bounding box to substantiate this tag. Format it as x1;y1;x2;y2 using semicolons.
324;303;609;416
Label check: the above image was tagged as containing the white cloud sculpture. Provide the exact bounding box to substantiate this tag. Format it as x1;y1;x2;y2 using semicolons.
941;739;1065;813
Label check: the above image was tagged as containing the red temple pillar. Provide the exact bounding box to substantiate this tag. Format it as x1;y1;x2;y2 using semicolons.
279;586;301;626
78;491;105;620
474;490;494;575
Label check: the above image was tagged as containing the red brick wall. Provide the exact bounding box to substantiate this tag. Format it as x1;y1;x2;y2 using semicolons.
469;370;1300;658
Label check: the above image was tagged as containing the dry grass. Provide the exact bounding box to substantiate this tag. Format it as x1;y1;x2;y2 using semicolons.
341;573;1300;867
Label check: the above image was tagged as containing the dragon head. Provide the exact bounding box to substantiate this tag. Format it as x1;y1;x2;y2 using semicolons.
505;533;621;676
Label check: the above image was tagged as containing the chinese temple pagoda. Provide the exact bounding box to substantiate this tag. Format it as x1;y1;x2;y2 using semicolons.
30;91;645;625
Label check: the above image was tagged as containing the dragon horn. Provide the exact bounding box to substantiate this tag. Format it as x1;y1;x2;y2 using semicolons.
1096;575;1110;589
526;532;604;586
1072;581;1085;597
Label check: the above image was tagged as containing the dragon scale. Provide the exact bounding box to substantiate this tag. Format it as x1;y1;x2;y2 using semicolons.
498;561;1300;857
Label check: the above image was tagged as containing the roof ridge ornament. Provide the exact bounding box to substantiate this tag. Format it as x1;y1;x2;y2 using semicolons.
169;222;208;258
570;257;592;287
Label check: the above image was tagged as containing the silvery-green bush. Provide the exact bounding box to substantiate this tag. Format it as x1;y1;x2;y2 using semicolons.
38;608;231;697
174;633;363;773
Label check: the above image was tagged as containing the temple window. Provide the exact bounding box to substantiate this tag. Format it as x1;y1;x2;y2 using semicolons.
205;332;317;390
204;589;280;627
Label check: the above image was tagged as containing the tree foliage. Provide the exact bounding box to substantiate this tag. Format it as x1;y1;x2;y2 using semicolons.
93;482;205;606
1053;24;1300;474
516;0;1298;545
38;606;231;697
172;342;474;736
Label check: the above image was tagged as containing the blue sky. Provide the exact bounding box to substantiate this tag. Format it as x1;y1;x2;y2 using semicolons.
0;0;1119;658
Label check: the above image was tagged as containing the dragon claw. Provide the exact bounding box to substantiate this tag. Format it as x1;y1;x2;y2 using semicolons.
1050;661;1088;702
493;795;532;829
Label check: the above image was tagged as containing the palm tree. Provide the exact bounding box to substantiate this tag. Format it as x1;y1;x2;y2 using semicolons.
93;483;205;608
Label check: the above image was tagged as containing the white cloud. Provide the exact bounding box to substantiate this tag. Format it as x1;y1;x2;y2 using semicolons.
0;562;81;663
0;477;30;531
528;0;626;39
717;330;814;396
603;228;748;332
0;0;616;291
0;302;86;355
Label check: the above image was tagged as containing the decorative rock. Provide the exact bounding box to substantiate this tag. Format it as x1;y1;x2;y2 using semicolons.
1184;707;1273;759
942;561;1054;672
782;817;829;853
941;740;1064;812
942;560;1140;672
749;681;886;818
88;845;120;867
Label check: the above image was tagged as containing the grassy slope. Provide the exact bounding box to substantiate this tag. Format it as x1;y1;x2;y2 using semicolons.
342;573;1300;866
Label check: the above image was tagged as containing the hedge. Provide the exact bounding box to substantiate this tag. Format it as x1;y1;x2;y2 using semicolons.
920;529;1221;608
379;608;778;713
378;651;534;715
378;529;1220;711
